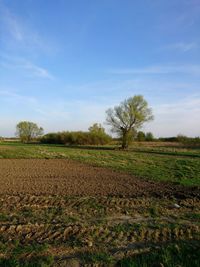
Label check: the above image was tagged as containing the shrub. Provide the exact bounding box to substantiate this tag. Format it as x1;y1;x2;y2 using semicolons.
41;131;111;146
137;131;146;141
145;132;154;141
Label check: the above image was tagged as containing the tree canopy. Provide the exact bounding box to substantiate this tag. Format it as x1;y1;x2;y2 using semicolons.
106;95;153;148
88;123;106;134
16;121;44;143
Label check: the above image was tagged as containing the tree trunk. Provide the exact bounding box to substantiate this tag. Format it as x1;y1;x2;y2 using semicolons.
122;130;129;149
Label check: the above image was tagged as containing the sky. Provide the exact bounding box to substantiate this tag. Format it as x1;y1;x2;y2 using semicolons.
0;0;200;137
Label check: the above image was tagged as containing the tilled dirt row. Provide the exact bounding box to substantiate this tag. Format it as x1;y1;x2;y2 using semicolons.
0;159;199;265
0;222;199;245
0;194;199;265
0;159;199;198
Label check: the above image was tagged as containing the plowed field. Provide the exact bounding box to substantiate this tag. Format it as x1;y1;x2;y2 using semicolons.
0;159;199;198
0;159;199;266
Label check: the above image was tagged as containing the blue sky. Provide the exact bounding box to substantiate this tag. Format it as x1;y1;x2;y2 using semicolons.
0;0;200;137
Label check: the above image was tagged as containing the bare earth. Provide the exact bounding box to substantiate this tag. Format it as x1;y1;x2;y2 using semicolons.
0;159;199;265
0;159;199;198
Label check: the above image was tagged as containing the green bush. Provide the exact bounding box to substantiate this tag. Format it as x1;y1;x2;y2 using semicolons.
145;132;154;141
136;131;146;141
41;131;111;146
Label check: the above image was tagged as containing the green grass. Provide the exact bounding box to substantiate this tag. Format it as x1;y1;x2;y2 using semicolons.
117;240;200;267
0;213;9;221
0;142;200;186
184;213;200;220
149;206;160;218
112;223;141;234
0;241;53;267
80;251;114;264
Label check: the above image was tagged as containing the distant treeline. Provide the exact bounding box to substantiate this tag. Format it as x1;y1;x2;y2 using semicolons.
159;135;200;145
40;131;112;145
40;132;200;146
40;130;156;145
2;126;200;146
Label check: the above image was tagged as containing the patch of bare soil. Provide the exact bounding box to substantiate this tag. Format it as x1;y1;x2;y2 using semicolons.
0;159;199;198
0;159;199;265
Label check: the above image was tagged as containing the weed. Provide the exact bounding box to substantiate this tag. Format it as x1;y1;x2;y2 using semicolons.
149;206;160;218
0;213;9;221
112;223;140;234
0;241;53;267
20;207;33;218
117;240;200;267
184;213;200;220
80;251;114;264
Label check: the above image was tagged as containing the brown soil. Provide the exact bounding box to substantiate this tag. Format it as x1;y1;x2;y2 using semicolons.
0;159;199;265
0;159;199;198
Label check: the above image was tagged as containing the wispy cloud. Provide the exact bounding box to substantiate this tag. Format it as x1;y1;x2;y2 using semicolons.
21;61;54;80
0;4;23;41
108;64;200;75
164;42;198;52
156;0;200;32
0;89;37;104
0;54;54;79
0;1;51;53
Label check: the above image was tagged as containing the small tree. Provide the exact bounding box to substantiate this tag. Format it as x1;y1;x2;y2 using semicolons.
137;131;146;141
145;132;154;141
177;134;188;143
88;123;105;134
106;95;153;149
16;121;44;143
88;123;111;145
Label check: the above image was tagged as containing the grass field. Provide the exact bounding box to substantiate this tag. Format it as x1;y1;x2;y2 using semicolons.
0;141;199;266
